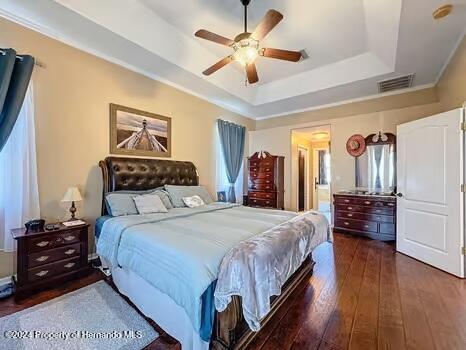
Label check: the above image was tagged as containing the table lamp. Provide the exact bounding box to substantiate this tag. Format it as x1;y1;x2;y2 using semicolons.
61;187;83;221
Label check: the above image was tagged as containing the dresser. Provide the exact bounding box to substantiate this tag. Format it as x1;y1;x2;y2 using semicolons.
333;193;396;241
11;223;90;300
247;151;284;209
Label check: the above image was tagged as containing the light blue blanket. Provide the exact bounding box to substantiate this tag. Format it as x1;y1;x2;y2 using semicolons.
97;203;297;337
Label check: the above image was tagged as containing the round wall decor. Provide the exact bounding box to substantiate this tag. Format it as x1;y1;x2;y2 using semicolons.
346;134;366;157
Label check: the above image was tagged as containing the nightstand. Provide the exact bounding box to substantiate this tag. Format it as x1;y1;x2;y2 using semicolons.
11;222;90;301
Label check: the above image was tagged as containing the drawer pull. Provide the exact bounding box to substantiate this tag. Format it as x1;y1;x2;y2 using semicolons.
376;209;381;213
266;180;270;183
344;222;350;226
266;168;270;171
347;207;353;210
36;241;49;247
388;203;395;207
35;270;49;277
64;262;76;268
266;201;270;205
64;235;76;241
344;199;350;203
35;255;49;262
64;249;76;255
347;213;353;217
364;201;371;205
364;225;369;228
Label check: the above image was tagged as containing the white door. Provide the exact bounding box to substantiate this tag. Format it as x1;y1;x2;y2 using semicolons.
397;108;465;277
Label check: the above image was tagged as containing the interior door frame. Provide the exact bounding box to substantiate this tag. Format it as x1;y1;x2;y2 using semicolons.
296;145;309;211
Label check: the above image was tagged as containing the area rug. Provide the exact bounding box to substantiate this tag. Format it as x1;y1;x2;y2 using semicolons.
0;281;158;350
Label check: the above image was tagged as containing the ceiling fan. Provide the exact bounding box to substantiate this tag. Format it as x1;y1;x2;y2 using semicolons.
194;0;303;85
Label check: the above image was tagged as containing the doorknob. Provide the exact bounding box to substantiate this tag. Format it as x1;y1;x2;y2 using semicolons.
396;192;403;198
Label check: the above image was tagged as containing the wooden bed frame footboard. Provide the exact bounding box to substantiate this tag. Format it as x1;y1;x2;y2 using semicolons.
210;255;315;350
99;157;316;350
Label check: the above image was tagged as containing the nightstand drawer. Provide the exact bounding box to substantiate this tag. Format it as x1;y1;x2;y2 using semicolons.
28;230;81;252
28;243;81;268
28;256;81;283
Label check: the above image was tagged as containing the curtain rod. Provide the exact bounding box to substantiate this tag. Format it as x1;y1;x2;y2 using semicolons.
0;49;45;68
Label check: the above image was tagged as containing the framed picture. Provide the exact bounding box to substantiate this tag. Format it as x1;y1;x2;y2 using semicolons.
217;191;227;202
110;103;171;157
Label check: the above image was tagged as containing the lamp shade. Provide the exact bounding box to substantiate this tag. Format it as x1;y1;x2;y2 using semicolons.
61;187;83;202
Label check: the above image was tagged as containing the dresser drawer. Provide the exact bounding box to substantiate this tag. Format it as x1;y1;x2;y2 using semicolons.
357;198;396;208
27;257;81;283
250;183;275;191
335;197;358;205
336;204;363;212
28;230;81;252
250;178;274;185
336;218;378;233
366;207;395;215
380;223;395;234
250;172;273;180
337;211;394;224
249;198;276;208
28;243;81;268
249;192;276;200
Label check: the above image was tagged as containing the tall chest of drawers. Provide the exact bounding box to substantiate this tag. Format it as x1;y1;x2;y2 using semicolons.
333;194;396;241
11;223;90;300
247;151;284;210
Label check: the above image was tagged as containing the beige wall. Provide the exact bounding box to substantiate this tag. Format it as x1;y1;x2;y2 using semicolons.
437;36;466;110
0;18;254;278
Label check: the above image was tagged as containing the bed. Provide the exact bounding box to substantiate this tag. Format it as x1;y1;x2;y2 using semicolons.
97;156;330;350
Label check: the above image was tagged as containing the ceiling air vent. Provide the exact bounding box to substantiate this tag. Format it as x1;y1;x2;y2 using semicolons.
377;74;415;93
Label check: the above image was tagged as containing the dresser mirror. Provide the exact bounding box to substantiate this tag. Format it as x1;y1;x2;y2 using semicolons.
355;132;396;193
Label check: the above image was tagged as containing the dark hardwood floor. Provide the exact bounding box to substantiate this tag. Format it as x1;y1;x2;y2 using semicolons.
1;232;465;350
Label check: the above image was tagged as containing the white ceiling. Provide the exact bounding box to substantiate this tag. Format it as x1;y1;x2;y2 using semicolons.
0;0;465;119
292;125;331;142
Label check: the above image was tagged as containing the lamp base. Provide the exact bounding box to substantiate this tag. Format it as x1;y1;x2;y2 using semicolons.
68;201;78;221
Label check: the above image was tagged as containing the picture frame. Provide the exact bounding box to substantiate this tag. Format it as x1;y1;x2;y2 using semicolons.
217;191;227;202
110;103;172;158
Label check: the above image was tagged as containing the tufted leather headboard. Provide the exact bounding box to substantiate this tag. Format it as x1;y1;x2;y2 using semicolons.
99;156;199;215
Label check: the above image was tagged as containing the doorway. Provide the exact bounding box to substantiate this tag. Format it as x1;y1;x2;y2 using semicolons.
297;146;308;211
291;126;331;219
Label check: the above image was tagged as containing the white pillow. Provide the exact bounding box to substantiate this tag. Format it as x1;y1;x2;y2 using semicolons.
182;195;205;208
133;194;168;214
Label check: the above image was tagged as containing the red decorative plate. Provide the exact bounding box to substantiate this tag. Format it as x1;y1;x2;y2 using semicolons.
346;134;366;157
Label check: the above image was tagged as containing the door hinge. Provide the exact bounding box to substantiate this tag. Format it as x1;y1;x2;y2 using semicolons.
462;247;466;255
461;122;466;131
462;184;466;192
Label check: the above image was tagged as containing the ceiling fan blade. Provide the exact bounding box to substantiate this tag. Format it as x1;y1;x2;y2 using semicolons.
195;29;234;46
261;48;302;62
246;63;259;84
203;56;234;76
251;10;283;41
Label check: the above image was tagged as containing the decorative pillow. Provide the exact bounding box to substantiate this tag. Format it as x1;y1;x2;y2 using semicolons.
133;194;168;214
105;191;147;216
151;189;174;209
164;185;213;208
182;195;205;208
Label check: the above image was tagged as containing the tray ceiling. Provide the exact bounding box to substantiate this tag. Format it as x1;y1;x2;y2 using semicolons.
1;0;465;119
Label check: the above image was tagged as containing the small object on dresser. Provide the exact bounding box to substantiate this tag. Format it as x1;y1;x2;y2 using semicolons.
11;221;90;301
44;223;61;231
24;219;45;232
217;191;227;202
61;187;83;221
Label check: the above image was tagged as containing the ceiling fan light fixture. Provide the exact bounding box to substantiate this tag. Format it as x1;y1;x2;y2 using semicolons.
232;37;259;66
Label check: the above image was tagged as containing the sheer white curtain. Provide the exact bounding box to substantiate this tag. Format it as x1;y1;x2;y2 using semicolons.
0;83;40;251
215;128;243;203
